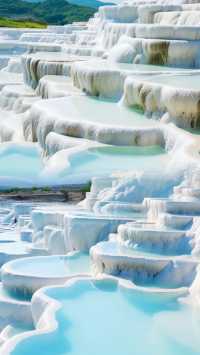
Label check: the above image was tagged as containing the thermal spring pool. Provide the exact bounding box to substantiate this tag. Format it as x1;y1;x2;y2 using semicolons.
140;73;200;90
2;252;91;298
5;278;200;355
0;143;43;188
46;145;170;186
40;95;158;128
8;253;90;277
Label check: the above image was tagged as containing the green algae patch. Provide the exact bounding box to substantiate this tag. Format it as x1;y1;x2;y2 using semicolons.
0;17;47;29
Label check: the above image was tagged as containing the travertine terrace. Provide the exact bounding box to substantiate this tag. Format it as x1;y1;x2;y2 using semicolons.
0;1;200;354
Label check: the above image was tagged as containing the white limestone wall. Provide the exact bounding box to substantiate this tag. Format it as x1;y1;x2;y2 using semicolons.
74;31;97;46
99;5;138;23
0;85;35;112
153;10;200;25
135;24;200;40
36;75;82;99
138;5;181;24
44;226;66;255
21;54;72;89
109;36;200;67
100;23;136;49
123;75;200;128
44;133;91;158
64;214;132;251
71;60;126;99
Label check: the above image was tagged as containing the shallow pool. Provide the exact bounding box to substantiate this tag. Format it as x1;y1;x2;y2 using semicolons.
141;73;200;90
94;240;191;259
0;143;42;188
8;252;90;277
10;279;200;355
80;59;187;74
61;145;169;183
2;252;91;301
43;95;158;127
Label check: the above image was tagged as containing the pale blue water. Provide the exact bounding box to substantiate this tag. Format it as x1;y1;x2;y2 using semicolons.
0;144;43;188
143;73;200;90
90;60;186;73
10;252;90;277
62;145;169;181
0;152;41;179
11;279;200;355
115;63;185;72
92;241;193;289
96;240;191;259
49;96;157;127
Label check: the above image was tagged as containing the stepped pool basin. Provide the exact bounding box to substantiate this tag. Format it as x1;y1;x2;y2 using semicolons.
72;60;188;98
2;252;91;299
36;95;158;127
140;73;200;90
44;145;170;186
4;278;200;355
93;62;188;73
75;59;188;73
91;241;196;289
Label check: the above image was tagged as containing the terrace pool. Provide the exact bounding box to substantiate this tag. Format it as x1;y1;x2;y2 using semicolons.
141;73;200;90
39;95;158;128
8;278;200;355
0;143;42;188
81;59;187;73
2;252;91;299
58;145;170;184
11;252;90;277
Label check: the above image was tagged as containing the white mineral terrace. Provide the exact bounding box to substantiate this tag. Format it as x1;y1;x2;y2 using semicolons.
0;0;200;354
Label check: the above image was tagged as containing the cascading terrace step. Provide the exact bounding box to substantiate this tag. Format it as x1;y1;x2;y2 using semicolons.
158;213;194;230
146;198;200;222
64;213;134;251
0;283;32;331
118;223;187;244
22;52;89;89
1;252;91;299
90;240;198;289
165;201;200;215
36;75;83;99
117;222;192;255
0;84;36;112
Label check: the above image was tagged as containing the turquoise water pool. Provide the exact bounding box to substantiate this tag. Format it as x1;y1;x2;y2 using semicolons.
9;252;90;277
10;279;200;355
142;73;200;90
60;145;169;184
0;153;40;178
0;143;42;188
95;240;191;259
42;95;158;127
2;252;91;302
82;59;187;74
